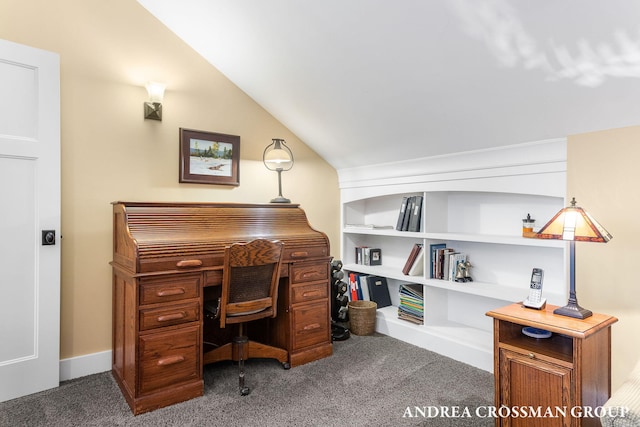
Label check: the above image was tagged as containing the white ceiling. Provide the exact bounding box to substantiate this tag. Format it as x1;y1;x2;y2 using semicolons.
137;0;640;170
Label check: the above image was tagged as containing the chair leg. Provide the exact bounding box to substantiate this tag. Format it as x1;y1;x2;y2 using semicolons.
235;324;250;396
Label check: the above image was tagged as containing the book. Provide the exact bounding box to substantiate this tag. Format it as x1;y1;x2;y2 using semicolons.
449;253;467;282
366;276;392;308
358;274;371;301
401;196;414;231
402;243;422;275
408;195;423;232
355;246;368;264
441;248;455;280
345;224;394;230
407;246;424;276
395;196;410;230
429;243;446;279
398;283;424;324
349;272;359;301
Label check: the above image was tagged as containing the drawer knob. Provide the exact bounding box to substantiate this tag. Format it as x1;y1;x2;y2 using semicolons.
157;355;185;366
528;353;535;359
176;259;203;268
303;323;321;331
302;291;320;298
291;251;309;258
156;288;186;297
157;312;187;322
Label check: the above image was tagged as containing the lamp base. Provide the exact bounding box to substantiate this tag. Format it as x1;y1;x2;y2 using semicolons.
270;196;291;203
553;302;593;319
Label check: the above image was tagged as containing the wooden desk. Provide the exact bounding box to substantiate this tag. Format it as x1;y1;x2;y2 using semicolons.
487;303;617;427
111;202;333;415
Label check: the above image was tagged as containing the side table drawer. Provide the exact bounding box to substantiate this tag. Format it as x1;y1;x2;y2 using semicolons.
139;273;201;305
139;301;200;331
138;325;200;395
292;301;330;350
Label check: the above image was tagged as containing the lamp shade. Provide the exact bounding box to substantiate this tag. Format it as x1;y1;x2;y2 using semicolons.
534;197;612;319
145;81;165;103
263;139;293;171
263;138;294;203
535;197;612;243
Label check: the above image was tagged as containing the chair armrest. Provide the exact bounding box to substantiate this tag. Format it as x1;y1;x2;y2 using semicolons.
601;360;640;427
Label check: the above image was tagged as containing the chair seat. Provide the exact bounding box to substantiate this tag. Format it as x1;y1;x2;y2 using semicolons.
228;307;266;317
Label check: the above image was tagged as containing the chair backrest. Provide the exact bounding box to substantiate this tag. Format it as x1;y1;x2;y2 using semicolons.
219;239;284;328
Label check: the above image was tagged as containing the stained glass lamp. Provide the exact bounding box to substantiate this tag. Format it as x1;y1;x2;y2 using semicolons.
534;197;612;319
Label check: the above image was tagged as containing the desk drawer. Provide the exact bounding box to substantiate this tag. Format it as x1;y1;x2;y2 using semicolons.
139;325;200;395
289;262;328;284
139;273;201;305
292;282;328;304
139;301;200;331
283;246;328;262
292;301;330;350
204;270;222;287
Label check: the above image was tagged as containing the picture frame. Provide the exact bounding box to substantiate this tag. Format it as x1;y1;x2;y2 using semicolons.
179;128;240;186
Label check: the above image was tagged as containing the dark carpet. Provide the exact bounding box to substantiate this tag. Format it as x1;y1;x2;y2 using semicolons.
0;333;494;426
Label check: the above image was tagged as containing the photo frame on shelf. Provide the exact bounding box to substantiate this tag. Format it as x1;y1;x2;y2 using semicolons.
179;128;240;186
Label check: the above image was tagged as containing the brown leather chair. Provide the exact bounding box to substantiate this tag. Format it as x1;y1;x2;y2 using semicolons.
203;238;289;395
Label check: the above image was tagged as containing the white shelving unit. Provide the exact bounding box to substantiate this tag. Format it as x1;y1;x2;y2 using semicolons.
338;140;568;372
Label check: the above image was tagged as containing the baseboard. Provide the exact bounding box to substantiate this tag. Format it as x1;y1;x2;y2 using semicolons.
59;350;112;381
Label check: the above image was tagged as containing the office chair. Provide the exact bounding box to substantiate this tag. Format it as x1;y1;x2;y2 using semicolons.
204;238;290;396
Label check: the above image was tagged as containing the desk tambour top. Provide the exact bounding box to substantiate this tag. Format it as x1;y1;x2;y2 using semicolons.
112;201;330;274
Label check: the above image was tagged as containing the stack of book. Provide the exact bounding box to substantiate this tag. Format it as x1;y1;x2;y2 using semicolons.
429;243;467;281
398;284;423;324
354;246;382;266
395;195;423;232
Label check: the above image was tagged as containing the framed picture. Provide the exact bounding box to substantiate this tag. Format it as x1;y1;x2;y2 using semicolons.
179;128;240;186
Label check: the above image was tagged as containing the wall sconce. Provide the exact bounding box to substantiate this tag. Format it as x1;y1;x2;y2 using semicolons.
263;138;294;203
144;81;165;121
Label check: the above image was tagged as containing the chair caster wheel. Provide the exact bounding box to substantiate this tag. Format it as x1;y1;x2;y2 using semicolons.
282;362;291;370
240;387;250;396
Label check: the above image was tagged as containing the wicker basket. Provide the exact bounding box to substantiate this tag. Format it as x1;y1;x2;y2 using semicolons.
348;300;377;335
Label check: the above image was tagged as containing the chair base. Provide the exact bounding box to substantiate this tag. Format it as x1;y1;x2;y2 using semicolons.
203;338;289;367
204;335;289;396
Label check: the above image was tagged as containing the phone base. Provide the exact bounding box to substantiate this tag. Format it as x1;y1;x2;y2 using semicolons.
522;298;547;310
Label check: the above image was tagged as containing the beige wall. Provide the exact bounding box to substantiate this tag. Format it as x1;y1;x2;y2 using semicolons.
0;0;339;359
568;126;640;390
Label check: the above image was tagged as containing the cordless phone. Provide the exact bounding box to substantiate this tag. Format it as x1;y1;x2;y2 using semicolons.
523;268;546;309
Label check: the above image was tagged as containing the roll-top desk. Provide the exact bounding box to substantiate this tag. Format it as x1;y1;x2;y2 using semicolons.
111;202;333;414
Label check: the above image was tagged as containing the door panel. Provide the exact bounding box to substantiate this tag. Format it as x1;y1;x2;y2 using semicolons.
500;348;573;427
0;38;60;402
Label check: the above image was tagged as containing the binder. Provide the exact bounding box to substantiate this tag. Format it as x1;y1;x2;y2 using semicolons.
408;195;423;232
401;196;414;231
366;276;392;308
396;196;409;230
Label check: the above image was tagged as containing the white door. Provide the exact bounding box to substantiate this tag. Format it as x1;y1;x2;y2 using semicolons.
0;39;61;401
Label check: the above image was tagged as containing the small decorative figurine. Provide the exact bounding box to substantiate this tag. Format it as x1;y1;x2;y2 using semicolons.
455;260;473;283
463;260;473;282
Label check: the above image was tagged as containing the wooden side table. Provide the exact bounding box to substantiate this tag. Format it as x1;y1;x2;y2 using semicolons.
486;303;617;427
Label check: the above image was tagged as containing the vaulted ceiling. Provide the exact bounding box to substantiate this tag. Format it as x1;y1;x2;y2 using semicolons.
137;0;640;170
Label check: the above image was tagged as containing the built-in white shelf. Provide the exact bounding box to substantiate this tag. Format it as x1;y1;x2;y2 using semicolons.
339;139;568;373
